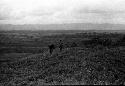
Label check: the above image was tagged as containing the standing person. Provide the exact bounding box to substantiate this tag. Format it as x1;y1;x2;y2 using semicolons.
48;44;55;54
59;40;63;52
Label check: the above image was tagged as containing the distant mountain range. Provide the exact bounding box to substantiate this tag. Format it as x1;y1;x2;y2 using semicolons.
0;23;125;31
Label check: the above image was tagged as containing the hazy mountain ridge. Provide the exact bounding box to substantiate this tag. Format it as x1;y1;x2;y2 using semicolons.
1;23;125;31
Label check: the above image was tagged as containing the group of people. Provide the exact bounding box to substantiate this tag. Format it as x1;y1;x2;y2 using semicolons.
48;40;63;54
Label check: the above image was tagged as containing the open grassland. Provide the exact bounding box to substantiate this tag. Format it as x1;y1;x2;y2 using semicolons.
0;30;125;85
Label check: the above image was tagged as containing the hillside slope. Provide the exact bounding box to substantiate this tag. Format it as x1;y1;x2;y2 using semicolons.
1;47;125;85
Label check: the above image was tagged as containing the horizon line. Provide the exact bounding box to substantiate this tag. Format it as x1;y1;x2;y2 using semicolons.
1;23;125;25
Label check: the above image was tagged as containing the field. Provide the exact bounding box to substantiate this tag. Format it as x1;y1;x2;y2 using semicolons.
0;30;125;85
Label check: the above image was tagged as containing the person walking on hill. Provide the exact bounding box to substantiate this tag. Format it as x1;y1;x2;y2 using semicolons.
59;40;63;52
48;44;55;54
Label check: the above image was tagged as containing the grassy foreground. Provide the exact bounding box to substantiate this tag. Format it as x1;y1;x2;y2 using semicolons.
0;46;125;85
1;31;125;85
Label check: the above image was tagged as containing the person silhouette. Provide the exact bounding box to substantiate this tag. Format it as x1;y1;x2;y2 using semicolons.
48;44;55;54
59;40;63;52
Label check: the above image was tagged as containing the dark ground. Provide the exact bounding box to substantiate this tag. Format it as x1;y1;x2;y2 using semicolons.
0;30;125;85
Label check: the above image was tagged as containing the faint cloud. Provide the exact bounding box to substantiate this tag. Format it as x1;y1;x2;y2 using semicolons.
1;0;125;24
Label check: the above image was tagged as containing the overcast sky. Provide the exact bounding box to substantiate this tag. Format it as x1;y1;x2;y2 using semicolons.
0;0;125;24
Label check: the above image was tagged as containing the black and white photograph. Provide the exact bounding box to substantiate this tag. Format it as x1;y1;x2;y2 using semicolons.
0;0;125;85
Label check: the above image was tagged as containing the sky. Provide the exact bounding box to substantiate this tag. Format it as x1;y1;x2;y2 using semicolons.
0;0;125;24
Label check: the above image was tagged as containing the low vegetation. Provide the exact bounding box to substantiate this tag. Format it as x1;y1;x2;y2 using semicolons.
0;30;125;85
